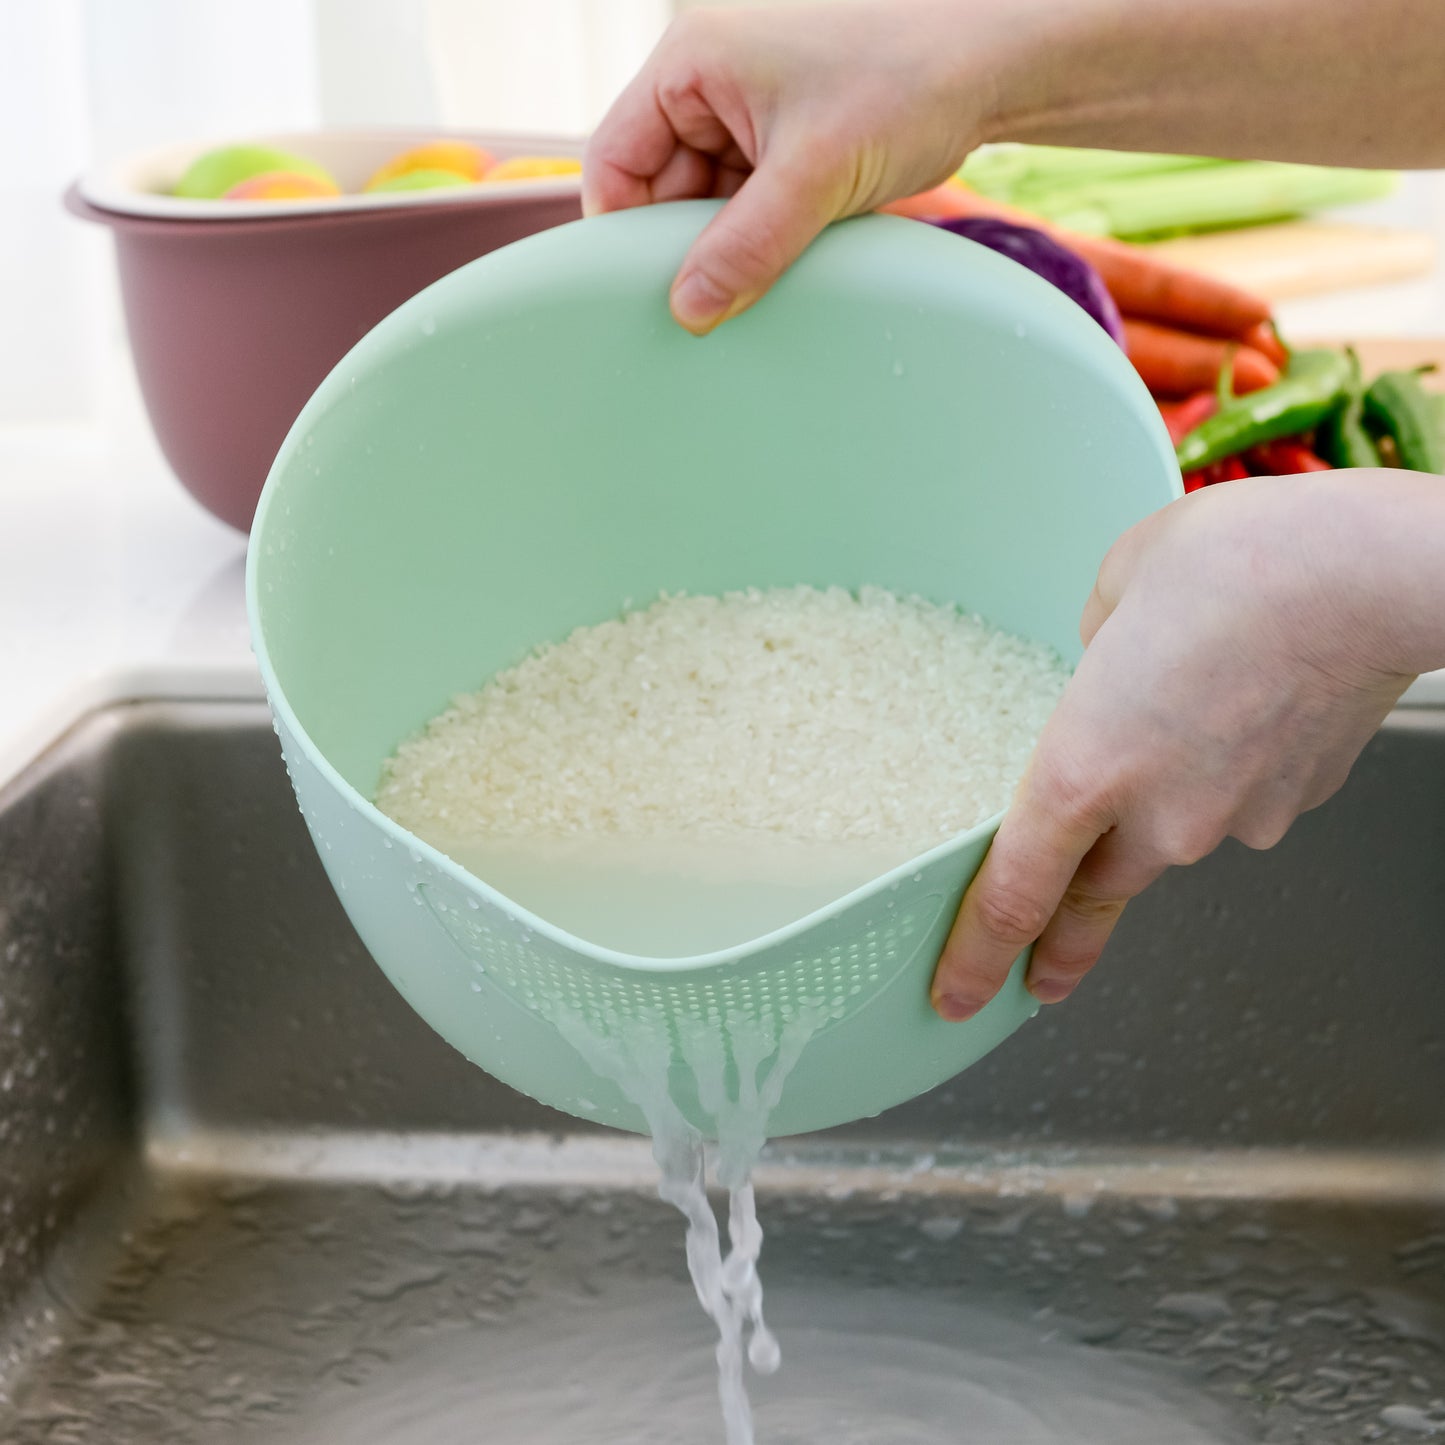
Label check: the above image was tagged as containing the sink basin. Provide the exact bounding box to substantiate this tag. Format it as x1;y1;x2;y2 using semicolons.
0;698;1442;1442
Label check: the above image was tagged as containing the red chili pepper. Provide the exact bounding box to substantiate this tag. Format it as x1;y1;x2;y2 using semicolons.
1183;455;1252;492
1158;391;1219;446
1246;438;1333;474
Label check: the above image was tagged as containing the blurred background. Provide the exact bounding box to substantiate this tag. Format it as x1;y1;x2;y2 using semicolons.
6;0;1445;445
4;0;670;441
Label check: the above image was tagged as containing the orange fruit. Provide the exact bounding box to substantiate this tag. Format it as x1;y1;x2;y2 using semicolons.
365;141;494;191
481;156;582;182
223;170;341;201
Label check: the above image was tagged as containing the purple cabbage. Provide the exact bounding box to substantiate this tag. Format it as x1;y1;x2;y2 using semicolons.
931;216;1124;348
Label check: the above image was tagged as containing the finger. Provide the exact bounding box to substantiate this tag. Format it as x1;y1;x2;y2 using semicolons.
583;65;689;217
1078;581;1113;650
655;64;754;163
1023;829;1167;1003
713;161;750;199
1080;504;1176;646
670;149;842;334
931;763;1109;1022
649;144;722;204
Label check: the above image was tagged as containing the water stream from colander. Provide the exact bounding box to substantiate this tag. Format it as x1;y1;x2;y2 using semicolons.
559;1007;823;1445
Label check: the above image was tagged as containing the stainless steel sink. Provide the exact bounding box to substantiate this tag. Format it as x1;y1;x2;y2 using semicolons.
1;699;1442;1442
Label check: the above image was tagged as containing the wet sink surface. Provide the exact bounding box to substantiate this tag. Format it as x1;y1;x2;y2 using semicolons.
1;701;1442;1443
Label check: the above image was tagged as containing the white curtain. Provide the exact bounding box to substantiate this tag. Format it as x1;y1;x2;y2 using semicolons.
0;0;670;437
1;1;105;431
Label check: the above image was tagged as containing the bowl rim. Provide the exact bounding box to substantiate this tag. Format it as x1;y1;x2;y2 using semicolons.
77;125;583;223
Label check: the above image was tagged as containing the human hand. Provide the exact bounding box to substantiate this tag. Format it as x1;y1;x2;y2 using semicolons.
583;1;1007;334
931;470;1445;1021
586;0;1445;340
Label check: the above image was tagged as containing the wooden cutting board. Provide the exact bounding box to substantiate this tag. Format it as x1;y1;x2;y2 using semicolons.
1319;337;1445;385
1146;221;1437;301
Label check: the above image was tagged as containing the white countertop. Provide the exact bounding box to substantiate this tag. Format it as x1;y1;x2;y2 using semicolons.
0;388;263;787
3;248;1444;793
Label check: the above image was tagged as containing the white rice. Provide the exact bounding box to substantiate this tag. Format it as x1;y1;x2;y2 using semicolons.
376;585;1068;855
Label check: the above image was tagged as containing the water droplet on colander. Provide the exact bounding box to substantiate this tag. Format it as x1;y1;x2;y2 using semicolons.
891;359;905;377
466;897;481;911
470;982;482;993
381;837;393;850
421;315;437;336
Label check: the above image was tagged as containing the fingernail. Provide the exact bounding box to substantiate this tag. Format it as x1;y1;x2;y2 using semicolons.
671;271;731;333
934;993;983;1023
1028;977;1074;1004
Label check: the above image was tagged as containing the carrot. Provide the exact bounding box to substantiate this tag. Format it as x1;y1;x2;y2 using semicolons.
883;182;1276;344
1123;319;1278;398
881;179;1034;223
1238;319;1289;368
1066;233;1272;339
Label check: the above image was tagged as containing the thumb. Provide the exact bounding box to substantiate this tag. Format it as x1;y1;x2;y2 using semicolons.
670;150;842;334
1079;502;1175;646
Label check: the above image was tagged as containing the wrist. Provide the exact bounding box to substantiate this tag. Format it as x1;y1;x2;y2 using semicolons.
968;0;1143;148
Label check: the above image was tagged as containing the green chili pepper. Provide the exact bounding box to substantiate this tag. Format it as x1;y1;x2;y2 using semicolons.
1363;368;1445;475
1317;350;1381;469
1176;348;1353;472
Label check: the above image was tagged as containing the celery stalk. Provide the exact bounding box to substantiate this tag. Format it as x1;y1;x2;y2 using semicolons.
958;145;1399;239
960;144;1214;201
1025;161;1397;238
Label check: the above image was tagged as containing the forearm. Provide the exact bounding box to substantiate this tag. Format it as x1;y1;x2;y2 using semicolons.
970;0;1445;168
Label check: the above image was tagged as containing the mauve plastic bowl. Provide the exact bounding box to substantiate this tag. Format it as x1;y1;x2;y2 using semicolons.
66;184;581;531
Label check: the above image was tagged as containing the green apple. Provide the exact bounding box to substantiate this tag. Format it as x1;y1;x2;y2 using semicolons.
175;145;338;200
365;168;474;194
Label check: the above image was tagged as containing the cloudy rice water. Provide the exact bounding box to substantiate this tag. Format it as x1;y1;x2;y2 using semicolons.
376;584;1070;1444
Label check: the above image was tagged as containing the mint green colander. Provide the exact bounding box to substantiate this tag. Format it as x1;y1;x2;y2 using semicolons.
246;200;1180;1138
